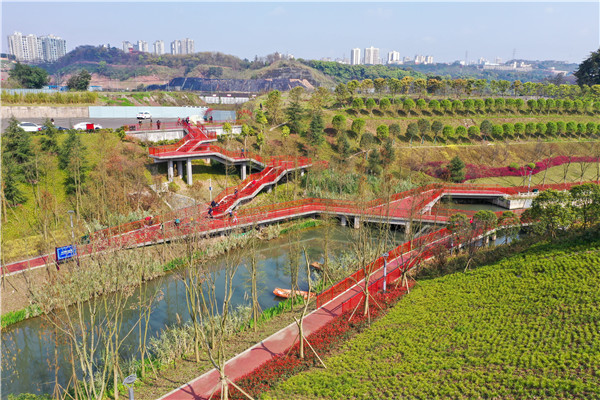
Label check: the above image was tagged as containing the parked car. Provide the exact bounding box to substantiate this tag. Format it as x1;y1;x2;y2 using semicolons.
18;122;42;132
136;111;152;120
40;125;69;132
73;122;103;130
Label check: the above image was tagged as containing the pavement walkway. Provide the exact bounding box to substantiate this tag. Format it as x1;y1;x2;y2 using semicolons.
158;251;410;400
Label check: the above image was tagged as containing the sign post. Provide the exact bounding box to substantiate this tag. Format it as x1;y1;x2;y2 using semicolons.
55;245;77;263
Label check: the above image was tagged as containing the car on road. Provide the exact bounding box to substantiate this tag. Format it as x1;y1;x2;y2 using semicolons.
18;122;42;132
136;111;152;120
73;122;103;130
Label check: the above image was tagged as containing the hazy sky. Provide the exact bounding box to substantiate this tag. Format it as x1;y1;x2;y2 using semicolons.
2;1;599;64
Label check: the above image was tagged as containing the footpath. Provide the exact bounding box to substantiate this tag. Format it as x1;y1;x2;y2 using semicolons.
158;251;410;400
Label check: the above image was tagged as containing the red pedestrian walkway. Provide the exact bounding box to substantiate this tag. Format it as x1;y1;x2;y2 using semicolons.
158;243;417;400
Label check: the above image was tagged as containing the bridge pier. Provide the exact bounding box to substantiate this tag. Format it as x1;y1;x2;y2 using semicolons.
241;163;247;180
353;216;360;229
491;232;497;241
168;160;174;182
177;161;183;179
186;159;193;185
340;215;347;227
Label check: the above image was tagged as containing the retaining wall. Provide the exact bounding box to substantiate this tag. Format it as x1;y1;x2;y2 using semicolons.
1;106;89;119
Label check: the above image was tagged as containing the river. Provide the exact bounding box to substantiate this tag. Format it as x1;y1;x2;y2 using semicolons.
1;224;408;398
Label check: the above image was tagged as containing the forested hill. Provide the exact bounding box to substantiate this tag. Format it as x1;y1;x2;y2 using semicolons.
304;60;579;83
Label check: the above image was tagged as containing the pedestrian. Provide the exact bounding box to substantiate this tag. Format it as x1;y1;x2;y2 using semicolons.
157;120;161;129
234;188;238;197
229;209;233;219
50;118;55;125
138;119;142;128
177;117;181;126
208;208;213;218
175;218;181;227
211;200;217;208
233;211;238;224
150;118;153;128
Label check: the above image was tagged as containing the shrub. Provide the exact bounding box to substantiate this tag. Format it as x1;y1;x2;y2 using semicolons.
168;181;180;193
509;162;520;170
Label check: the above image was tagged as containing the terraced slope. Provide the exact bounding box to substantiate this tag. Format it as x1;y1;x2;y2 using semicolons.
274;230;600;399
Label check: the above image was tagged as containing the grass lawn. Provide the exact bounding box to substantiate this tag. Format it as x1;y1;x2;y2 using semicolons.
467;163;600;186
271;230;600;399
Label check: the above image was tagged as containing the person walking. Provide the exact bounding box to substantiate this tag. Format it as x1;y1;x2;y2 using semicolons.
157;120;161;130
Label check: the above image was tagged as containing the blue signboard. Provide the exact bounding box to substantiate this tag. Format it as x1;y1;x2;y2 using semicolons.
55;245;77;262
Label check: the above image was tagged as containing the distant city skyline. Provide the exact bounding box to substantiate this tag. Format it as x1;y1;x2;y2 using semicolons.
2;2;599;64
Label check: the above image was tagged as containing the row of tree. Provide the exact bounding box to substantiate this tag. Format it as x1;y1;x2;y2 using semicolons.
7;63;92;90
332;77;600;102
347;95;600;115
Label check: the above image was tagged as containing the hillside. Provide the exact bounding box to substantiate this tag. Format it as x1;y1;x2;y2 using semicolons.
272;228;600;399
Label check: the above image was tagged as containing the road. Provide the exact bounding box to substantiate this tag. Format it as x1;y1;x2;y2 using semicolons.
1;117;180;132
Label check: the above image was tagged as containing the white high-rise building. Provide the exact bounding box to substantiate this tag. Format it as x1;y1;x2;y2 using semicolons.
122;41;133;53
425;55;434;64
181;38;194;54
170;40;181;55
39;35;67;62
136;40;149;53
350;48;361;65
387;50;400;64
364;46;380;65
8;32;66;62
153;40;165;55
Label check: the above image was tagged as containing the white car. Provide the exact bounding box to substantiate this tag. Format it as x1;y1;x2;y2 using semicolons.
73;122;103;130
18;122;42;132
136;111;152;120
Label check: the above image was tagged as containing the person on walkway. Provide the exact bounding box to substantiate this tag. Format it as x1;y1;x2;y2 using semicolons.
138;119;142;129
174;218;181;227
234;188;238;197
208;208;213;218
177;117;181;126
233;211;238;224
229;209;233;219
211;200;217;208
157;120;161;130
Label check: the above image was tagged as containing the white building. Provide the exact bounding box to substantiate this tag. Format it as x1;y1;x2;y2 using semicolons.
364;46;380;65
122;41;133;53
136;40;149;53
387;50;400;64
350;48;361;65
170;40;181;55
181;38;194;54
39;35;67;62
7;32;66;62
153;40;165;55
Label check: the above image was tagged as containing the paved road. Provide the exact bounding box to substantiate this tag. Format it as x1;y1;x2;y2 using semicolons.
1;117;180;132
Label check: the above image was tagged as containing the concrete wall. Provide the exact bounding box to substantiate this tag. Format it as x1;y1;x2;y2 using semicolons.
89;106;208;119
1;106;89;119
127;129;185;142
206;125;242;136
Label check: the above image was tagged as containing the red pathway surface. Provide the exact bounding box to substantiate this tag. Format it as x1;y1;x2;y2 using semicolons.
158;246;415;400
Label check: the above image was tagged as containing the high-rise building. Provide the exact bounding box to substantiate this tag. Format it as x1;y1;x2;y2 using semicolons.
387;50;400;64
425;55;434;64
39;34;67;62
182;38;194;54
8;32;66;62
350;48;361;65
170;40;181;55
122;41;133;53
364;46;380;65
171;38;194;55
153;40;164;55
136;40;149;53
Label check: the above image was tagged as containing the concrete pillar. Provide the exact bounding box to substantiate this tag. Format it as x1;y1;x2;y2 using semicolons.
167;160;174;182
405;221;412;235
340;215;347;227
491;232;497;241
241;163;247;180
484;235;490;245
353;216;360;229
177;161;183;179
267;186;272;194
300;169;305;177
186;159;193;186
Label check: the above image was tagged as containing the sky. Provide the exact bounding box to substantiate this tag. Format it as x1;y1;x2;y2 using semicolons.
2;1;599;64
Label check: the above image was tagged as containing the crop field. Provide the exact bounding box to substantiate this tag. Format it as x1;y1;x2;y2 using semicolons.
272;231;600;399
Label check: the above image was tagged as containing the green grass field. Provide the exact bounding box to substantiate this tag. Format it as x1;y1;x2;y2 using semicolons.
467;163;600;186
272;231;600;399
